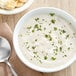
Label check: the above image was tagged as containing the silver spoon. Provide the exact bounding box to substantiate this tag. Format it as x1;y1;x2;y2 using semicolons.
0;36;17;76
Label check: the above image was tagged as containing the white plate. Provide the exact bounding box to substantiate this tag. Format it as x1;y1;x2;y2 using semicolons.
0;0;34;15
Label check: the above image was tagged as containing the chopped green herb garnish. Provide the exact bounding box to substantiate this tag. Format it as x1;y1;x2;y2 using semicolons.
45;34;52;41
55;48;58;52
62;30;66;33
40;25;41;28
54;27;57;31
34;24;38;28
59;47;62;51
59;29;66;34
60;32;62;35
49;13;55;16
33;52;37;54
64;55;67;57
32;29;34;32
45;34;48;38
63;55;67;57
44;56;48;60
27;26;32;29
68;47;70;50
35;18;39;21
51;57;56;61
34;55;36;58
37;28;42;31
49;23;51;25
44;27;46;30
39;60;42;63
32;46;36;49
52;43;54;46
66;34;69;39
37;55;39;58
35;39;37;41
54;46;58;52
49;36;52;41
58;40;62;45
26;42;28;44
34;24;42;31
54;49;58;53
55;53;57;55
51;19;56;24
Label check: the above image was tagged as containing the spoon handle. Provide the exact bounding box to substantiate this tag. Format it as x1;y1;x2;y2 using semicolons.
5;61;17;76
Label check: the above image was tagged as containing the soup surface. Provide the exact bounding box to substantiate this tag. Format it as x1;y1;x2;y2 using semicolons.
18;13;76;68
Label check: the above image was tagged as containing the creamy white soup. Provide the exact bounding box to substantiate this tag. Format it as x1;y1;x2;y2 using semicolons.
18;13;76;68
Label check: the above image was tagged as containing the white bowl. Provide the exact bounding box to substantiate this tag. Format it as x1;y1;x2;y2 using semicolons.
13;7;76;72
0;0;33;15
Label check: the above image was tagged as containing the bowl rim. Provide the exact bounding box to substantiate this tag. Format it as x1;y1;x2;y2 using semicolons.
13;7;76;72
0;0;34;15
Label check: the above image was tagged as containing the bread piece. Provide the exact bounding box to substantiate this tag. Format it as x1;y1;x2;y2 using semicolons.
4;0;16;10
16;1;24;7
18;0;27;3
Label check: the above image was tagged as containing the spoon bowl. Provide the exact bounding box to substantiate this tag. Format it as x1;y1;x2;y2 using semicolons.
0;37;10;62
0;36;17;76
